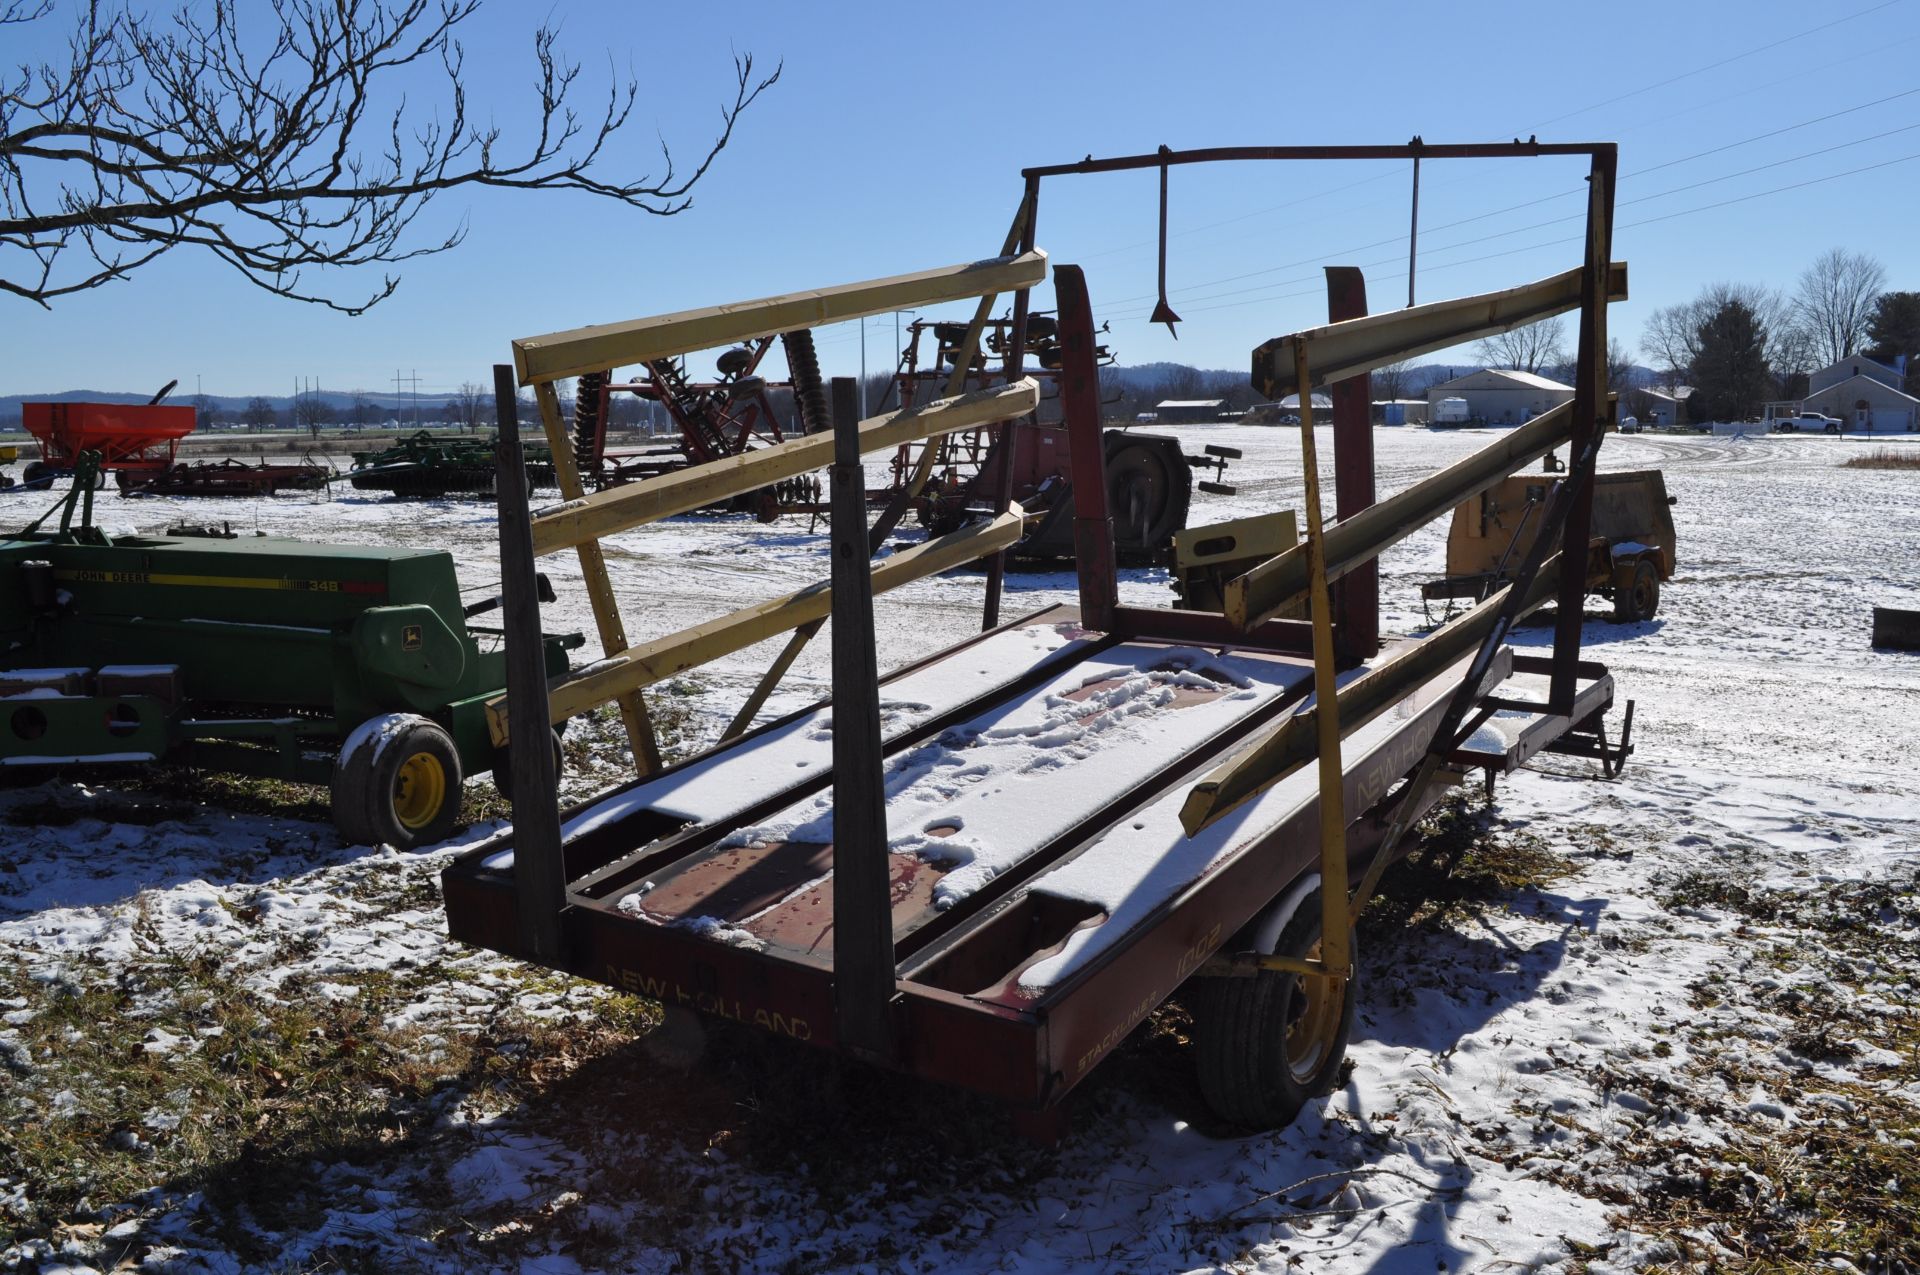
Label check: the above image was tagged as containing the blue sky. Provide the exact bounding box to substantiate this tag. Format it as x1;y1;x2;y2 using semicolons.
4;0;1917;397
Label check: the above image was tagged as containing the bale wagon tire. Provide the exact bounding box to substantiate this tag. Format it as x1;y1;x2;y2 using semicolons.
1187;886;1356;1128
331;713;464;848
491;726;565;802
19;461;53;491
1613;558;1660;623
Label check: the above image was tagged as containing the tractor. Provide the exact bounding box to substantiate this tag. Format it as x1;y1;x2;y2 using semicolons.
1;453;582;847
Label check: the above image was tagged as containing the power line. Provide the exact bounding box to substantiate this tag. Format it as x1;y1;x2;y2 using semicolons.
1096;149;1920;327
1091;107;1920;319
1522;0;1905;131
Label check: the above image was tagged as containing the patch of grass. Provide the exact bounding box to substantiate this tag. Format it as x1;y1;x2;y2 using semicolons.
1364;788;1572;931
1842;447;1920;470
0;940;663;1262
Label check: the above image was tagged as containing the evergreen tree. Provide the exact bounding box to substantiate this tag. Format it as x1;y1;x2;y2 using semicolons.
1866;291;1920;383
1691;300;1772;422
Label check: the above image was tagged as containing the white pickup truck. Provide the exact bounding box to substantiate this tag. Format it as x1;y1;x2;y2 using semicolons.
1771;410;1841;434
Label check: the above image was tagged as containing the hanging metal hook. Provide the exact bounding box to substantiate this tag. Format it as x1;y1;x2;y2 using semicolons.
1149;144;1182;338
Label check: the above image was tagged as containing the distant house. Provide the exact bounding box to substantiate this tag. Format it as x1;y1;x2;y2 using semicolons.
1809;354;1903;396
1154;398;1231;424
1762;357;1920;433
1641;386;1694;428
1804;377;1918;433
1424;369;1574;425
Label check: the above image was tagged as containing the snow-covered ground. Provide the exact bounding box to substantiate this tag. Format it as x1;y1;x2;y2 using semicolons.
2;427;1916;1273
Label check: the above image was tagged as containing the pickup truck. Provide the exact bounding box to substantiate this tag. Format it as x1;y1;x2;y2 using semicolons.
1771;411;1841;434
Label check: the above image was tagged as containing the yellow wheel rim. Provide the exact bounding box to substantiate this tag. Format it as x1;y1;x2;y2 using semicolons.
392;751;447;831
1284;937;1345;1082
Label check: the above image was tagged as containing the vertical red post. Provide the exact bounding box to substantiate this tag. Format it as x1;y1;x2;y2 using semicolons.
1325;267;1378;660
1054;265;1117;631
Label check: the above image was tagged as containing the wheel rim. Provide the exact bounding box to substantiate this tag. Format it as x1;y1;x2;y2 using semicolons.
392;751;447;830
1283;938;1346;1083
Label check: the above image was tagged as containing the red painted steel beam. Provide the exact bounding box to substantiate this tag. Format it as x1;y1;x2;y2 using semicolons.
1325;267;1378;660
1022;141;1612;179
1055;264;1118;631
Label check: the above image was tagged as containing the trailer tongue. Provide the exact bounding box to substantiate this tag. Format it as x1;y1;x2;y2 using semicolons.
444;140;1636;1131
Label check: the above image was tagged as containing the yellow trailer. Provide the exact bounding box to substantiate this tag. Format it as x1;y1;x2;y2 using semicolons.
1423;469;1677;622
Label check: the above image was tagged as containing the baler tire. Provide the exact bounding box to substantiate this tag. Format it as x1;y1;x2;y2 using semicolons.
1613;558;1660;623
1188;887;1355;1129
491;727;564;802
332;714;463;849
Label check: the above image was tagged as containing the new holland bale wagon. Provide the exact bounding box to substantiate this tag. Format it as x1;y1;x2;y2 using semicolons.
1;459;582;847
442;139;1640;1133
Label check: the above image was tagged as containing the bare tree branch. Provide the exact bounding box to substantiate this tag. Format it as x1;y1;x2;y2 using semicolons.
1791;247;1886;366
1473;316;1564;375
1;1;780;312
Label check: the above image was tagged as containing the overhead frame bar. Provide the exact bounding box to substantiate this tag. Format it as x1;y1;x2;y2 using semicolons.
513;250;1049;386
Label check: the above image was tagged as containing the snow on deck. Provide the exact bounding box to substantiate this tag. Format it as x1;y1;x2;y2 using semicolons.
1013;652;1473;996
483;619;1093;869
626;642;1312;926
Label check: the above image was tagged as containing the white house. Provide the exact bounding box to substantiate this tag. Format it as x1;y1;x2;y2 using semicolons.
1782;356;1919;433
1809;354;1903;396
1424;369;1575;426
1640;386;1694;428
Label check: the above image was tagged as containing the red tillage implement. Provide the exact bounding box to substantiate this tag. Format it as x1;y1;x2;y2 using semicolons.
445;141;1636;1131
21;401;194;491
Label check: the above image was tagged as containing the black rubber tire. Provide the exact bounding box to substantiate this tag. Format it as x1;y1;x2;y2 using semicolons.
1613;558;1660;623
20;461;53;491
1104;435;1191;554
491;726;565;801
331;713;463;849
1187;886;1356;1129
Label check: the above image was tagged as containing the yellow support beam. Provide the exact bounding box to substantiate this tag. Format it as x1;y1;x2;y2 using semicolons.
513;250;1051;386
530;379;1040;556
532;383;662;773
1180;561;1561;837
1253;262;1627;400
488;505;1026;745
1223;399;1579;632
1291;344;1351;982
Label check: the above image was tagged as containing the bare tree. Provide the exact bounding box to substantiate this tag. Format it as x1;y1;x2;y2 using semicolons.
1473;316;1564;374
1639;304;1697;390
349;393;376;429
448;381;486;432
1;1;778;311
242;394;277;431
1371;359;1415;404
1791;248;1886;366
189;391;220;429
293;390;333;438
1605;338;1635;393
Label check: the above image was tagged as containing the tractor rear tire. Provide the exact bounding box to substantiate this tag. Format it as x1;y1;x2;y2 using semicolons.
332;713;463;849
1613;558;1660;623
1187;886;1356;1129
1105;436;1191;555
491;727;565;802
20;462;52;492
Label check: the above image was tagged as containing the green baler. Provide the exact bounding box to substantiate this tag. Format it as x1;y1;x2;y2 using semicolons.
1;464;581;847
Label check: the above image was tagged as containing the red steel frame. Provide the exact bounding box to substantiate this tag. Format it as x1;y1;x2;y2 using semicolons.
445;140;1621;1113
